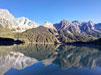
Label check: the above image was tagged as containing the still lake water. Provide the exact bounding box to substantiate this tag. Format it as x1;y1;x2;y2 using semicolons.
0;43;101;75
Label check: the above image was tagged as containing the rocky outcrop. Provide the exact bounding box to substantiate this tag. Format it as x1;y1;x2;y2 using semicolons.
54;20;81;33
43;21;57;30
54;19;101;37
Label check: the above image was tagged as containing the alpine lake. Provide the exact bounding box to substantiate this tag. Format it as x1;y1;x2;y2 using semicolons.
0;43;101;75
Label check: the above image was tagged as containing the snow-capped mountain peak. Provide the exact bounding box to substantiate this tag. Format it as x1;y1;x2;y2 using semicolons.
0;9;40;32
16;17;40;32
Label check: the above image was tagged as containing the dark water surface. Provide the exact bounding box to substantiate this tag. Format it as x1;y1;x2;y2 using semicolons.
0;44;100;75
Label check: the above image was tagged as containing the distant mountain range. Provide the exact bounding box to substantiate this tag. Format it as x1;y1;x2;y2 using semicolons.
0;9;101;43
54;20;101;37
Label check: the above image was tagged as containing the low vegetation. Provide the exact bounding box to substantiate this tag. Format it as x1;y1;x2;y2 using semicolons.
58;30;90;43
14;26;59;44
0;25;100;44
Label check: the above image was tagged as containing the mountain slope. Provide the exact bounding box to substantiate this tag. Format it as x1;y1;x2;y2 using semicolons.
16;17;40;32
0;9;17;28
54;19;80;33
14;26;59;43
54;19;101;37
88;38;101;45
58;30;90;43
43;21;57;30
80;21;101;37
0;9;40;32
95;23;101;31
0;9;101;44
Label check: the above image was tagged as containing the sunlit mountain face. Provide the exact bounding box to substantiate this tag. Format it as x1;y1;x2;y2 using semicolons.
0;8;101;45
0;6;101;75
0;44;100;75
0;8;101;36
0;0;101;75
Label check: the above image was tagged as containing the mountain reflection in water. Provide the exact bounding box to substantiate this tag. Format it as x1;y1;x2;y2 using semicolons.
0;44;100;75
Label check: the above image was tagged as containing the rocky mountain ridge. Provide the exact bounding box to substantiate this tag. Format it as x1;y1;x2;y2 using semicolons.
0;9;101;39
54;20;101;37
16;17;39;32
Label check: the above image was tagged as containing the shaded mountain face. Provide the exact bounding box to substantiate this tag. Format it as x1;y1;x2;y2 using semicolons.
72;20;82;26
80;21;95;32
54;19;101;37
95;23;101;31
54;20;80;33
77;21;101;37
0;9;40;32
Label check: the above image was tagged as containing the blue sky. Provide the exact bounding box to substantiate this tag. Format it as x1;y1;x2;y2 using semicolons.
0;0;101;24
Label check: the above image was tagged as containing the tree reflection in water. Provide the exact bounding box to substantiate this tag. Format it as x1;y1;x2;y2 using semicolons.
0;44;101;75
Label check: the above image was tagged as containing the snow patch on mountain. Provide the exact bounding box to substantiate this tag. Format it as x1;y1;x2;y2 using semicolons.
43;21;57;30
16;17;40;32
0;9;40;32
